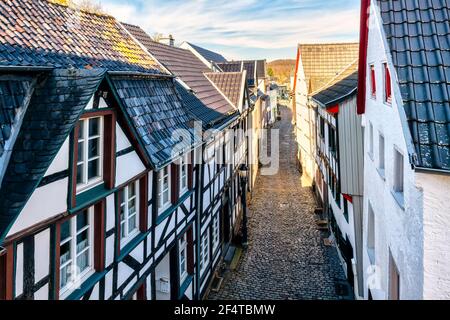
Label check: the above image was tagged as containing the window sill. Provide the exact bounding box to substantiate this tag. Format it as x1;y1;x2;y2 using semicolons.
391;190;405;211
117;232;148;261
377;167;386;181
72;183;109;212
156;190;194;225
64;270;107;300
120;230;141;251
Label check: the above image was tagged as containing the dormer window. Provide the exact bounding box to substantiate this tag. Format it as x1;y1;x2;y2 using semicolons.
370;64;376;98
76;117;103;192
384;63;392;104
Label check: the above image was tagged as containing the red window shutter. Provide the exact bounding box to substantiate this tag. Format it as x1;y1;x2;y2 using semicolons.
0;247;13;300
385;64;392;103
171;164;179;204
370;65;376;96
136;283;146;300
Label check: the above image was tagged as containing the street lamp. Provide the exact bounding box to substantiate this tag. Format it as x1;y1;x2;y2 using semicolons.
239;164;249;248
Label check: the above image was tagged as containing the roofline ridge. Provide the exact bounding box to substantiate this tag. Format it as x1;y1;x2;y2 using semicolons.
46;0;112;19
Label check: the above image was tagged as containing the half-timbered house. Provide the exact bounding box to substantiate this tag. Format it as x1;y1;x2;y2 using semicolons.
310;63;364;298
0;0;201;300
118;24;253;298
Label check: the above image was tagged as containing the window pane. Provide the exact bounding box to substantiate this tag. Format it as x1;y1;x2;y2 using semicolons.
88;159;99;180
163;176;169;190
163;190;169;204
61;221;71;242
77;211;88;231
128;215;136;233
129;183;136;198
120;204;126;223
60;265;72;289
77;249;90;273
60;242;71;265
77;142;84;162
76;164;84;185
88;139;99;159
76;230;89;253
129;198;136;215
78;121;84;140
89;118;100;137
120;221;126;239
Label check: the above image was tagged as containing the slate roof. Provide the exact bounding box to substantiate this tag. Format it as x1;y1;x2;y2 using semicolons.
312;71;358;107
186;42;228;63
122;23;237;126
0;68;106;241
0;0;163;73
205;72;245;108
111;77;196;168
217;62;242;73
0;79;34;159
256;60;267;79
298;43;359;93
217;61;258;87
377;0;450;171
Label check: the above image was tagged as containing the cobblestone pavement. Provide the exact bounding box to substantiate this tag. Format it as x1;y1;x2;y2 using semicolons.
208;105;349;300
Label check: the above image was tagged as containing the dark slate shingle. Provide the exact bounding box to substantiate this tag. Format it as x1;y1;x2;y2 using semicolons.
0;0;163;73
0;68;106;241
312;71;358;107
186;42;228;63
378;0;450;170
111;77;197;168
0;79;33;158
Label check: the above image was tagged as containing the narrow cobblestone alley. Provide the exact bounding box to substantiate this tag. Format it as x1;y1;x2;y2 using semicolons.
208;105;350;300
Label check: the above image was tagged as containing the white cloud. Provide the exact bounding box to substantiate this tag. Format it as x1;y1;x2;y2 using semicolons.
101;0;359;59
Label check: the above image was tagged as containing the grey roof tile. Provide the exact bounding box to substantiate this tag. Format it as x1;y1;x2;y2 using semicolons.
111;77;196;168
0;0;163;73
377;0;450;170
121;23;237;127
186;42;228;63
0;68;106;241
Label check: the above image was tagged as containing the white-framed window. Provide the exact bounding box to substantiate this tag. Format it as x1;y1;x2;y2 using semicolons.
378;134;385;172
199;231;210;275
179;154;189;196
59;208;94;298
393;148;404;194
76;117;103;192
212;214;220;252
119;180;140;246
369;122;374;158
158;166;171;212
179;233;188;284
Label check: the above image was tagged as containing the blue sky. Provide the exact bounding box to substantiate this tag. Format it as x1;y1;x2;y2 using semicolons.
100;0;360;61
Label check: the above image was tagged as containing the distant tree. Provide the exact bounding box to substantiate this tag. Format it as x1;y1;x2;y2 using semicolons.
49;0;103;14
152;33;164;42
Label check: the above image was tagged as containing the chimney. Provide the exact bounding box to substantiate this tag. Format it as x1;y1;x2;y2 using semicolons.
169;34;174;47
